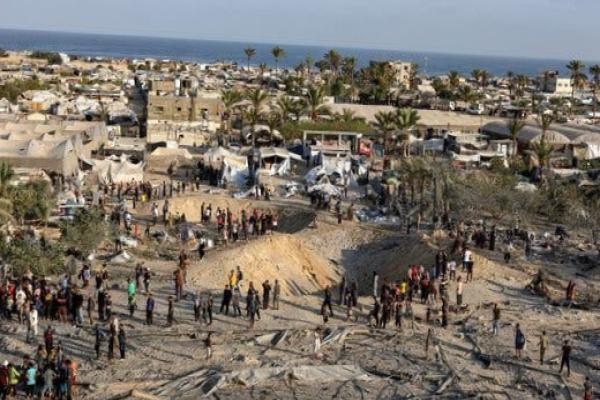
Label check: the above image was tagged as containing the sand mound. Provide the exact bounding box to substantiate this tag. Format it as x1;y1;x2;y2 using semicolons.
188;234;339;296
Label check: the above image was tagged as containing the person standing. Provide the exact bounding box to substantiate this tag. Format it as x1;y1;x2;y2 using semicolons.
220;285;232;315
87;295;95;325
515;323;526;359
322;286;334;317
94;325;104;359
272;280;281;310
232;287;242;317
174;269;184;302
456;277;464;306
262;281;271;310
559;340;572;377
584;376;593;400
146;294;155;325
167;296;175;326
492;303;500;335
539;331;548;365
118;327;127;359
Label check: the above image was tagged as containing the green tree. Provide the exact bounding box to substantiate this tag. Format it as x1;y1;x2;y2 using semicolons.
244;47;256;71
304;86;330;121
533;114;554;172
448;70;461;92
374;110;397;154
589;64;600;120
324;49;342;78
0;238;64;277
395;108;421;157
271;46;286;77
8;181;52;224
220;89;243;141
60;209;107;258
506;117;525;157
244;88;269;146
566;60;587;114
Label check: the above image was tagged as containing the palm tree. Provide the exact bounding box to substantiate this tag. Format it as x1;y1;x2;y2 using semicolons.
244;88;269;146
506;117;525;157
324;49;342;77
471;69;482;87
271;46;286;77
448;71;461;92
335;108;365;124
589;64;600;121
276;96;296;123
533;114;554;174
342;57;357;102
457;85;478;103
304;86;330;121
395;108;421;157
244;47;256;71
265;112;281;143
507;71;515;98
374;111;397;154
479;70;490;90
220;89;243;139
566;60;587;115
305;55;314;82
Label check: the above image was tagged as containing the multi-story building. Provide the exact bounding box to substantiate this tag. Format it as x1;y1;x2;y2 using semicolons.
538;70;572;95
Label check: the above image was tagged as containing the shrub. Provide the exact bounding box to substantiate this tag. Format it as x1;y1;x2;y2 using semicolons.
0;238;64;277
60;209;107;257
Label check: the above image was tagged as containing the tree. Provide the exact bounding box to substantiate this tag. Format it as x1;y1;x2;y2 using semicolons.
409;63;420;91
271;46;286;77
448;71;461;92
533;114;554;173
244;47;256;71
589;64;600;120
265;112;281;143
220;89;243;141
60;209;107;258
334;108;365;124
342;57;357;102
277;96;299;123
304;85;330;121
324;49;342;77
457;85;478;103
566;60;587;115
0;48;7;58
244;88;269;146
506;117;525;157
507;71;515;98
395;108;421;157
0;238;64;277
8;181;52;224
374;111;397;154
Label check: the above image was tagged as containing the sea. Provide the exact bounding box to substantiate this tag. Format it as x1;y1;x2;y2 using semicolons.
0;28;592;77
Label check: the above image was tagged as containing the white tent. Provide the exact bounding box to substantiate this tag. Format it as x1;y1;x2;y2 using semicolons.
84;154;144;184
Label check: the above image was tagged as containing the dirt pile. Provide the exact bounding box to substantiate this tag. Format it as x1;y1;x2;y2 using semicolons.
188;234;339;296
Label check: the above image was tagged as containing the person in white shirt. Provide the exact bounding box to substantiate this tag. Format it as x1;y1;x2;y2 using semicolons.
27;307;38;342
462;248;472;271
448;260;457;281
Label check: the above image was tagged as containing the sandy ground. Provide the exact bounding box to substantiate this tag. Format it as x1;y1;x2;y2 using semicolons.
2;187;600;399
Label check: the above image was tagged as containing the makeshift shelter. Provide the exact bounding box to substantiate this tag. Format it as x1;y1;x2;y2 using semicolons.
82;155;144;184
258;147;303;176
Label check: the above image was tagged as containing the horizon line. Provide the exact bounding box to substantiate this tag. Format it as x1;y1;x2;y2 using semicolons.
0;26;596;66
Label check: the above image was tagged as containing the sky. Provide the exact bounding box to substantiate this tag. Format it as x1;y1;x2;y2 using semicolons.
0;0;598;60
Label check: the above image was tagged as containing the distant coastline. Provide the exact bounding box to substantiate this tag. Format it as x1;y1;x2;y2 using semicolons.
0;28;596;77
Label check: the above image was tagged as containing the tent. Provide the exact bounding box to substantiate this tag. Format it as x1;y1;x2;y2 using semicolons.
83;154;144;184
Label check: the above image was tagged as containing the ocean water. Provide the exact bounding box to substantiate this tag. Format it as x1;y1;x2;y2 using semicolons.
0;28;588;77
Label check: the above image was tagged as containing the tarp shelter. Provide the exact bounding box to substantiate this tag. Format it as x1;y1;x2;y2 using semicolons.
259;147;303;176
82;154;144;184
147;147;193;170
203;147;249;187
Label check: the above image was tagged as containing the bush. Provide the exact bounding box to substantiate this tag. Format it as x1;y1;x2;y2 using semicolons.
29;51;62;65
60;209;107;257
7;180;53;223
0;79;49;103
0;48;7;58
0;238;64;277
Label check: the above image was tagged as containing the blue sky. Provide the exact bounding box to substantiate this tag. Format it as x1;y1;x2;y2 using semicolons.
0;0;598;60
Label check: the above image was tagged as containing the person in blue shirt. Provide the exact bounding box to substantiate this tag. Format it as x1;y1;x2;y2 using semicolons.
25;362;37;398
146;293;155;325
